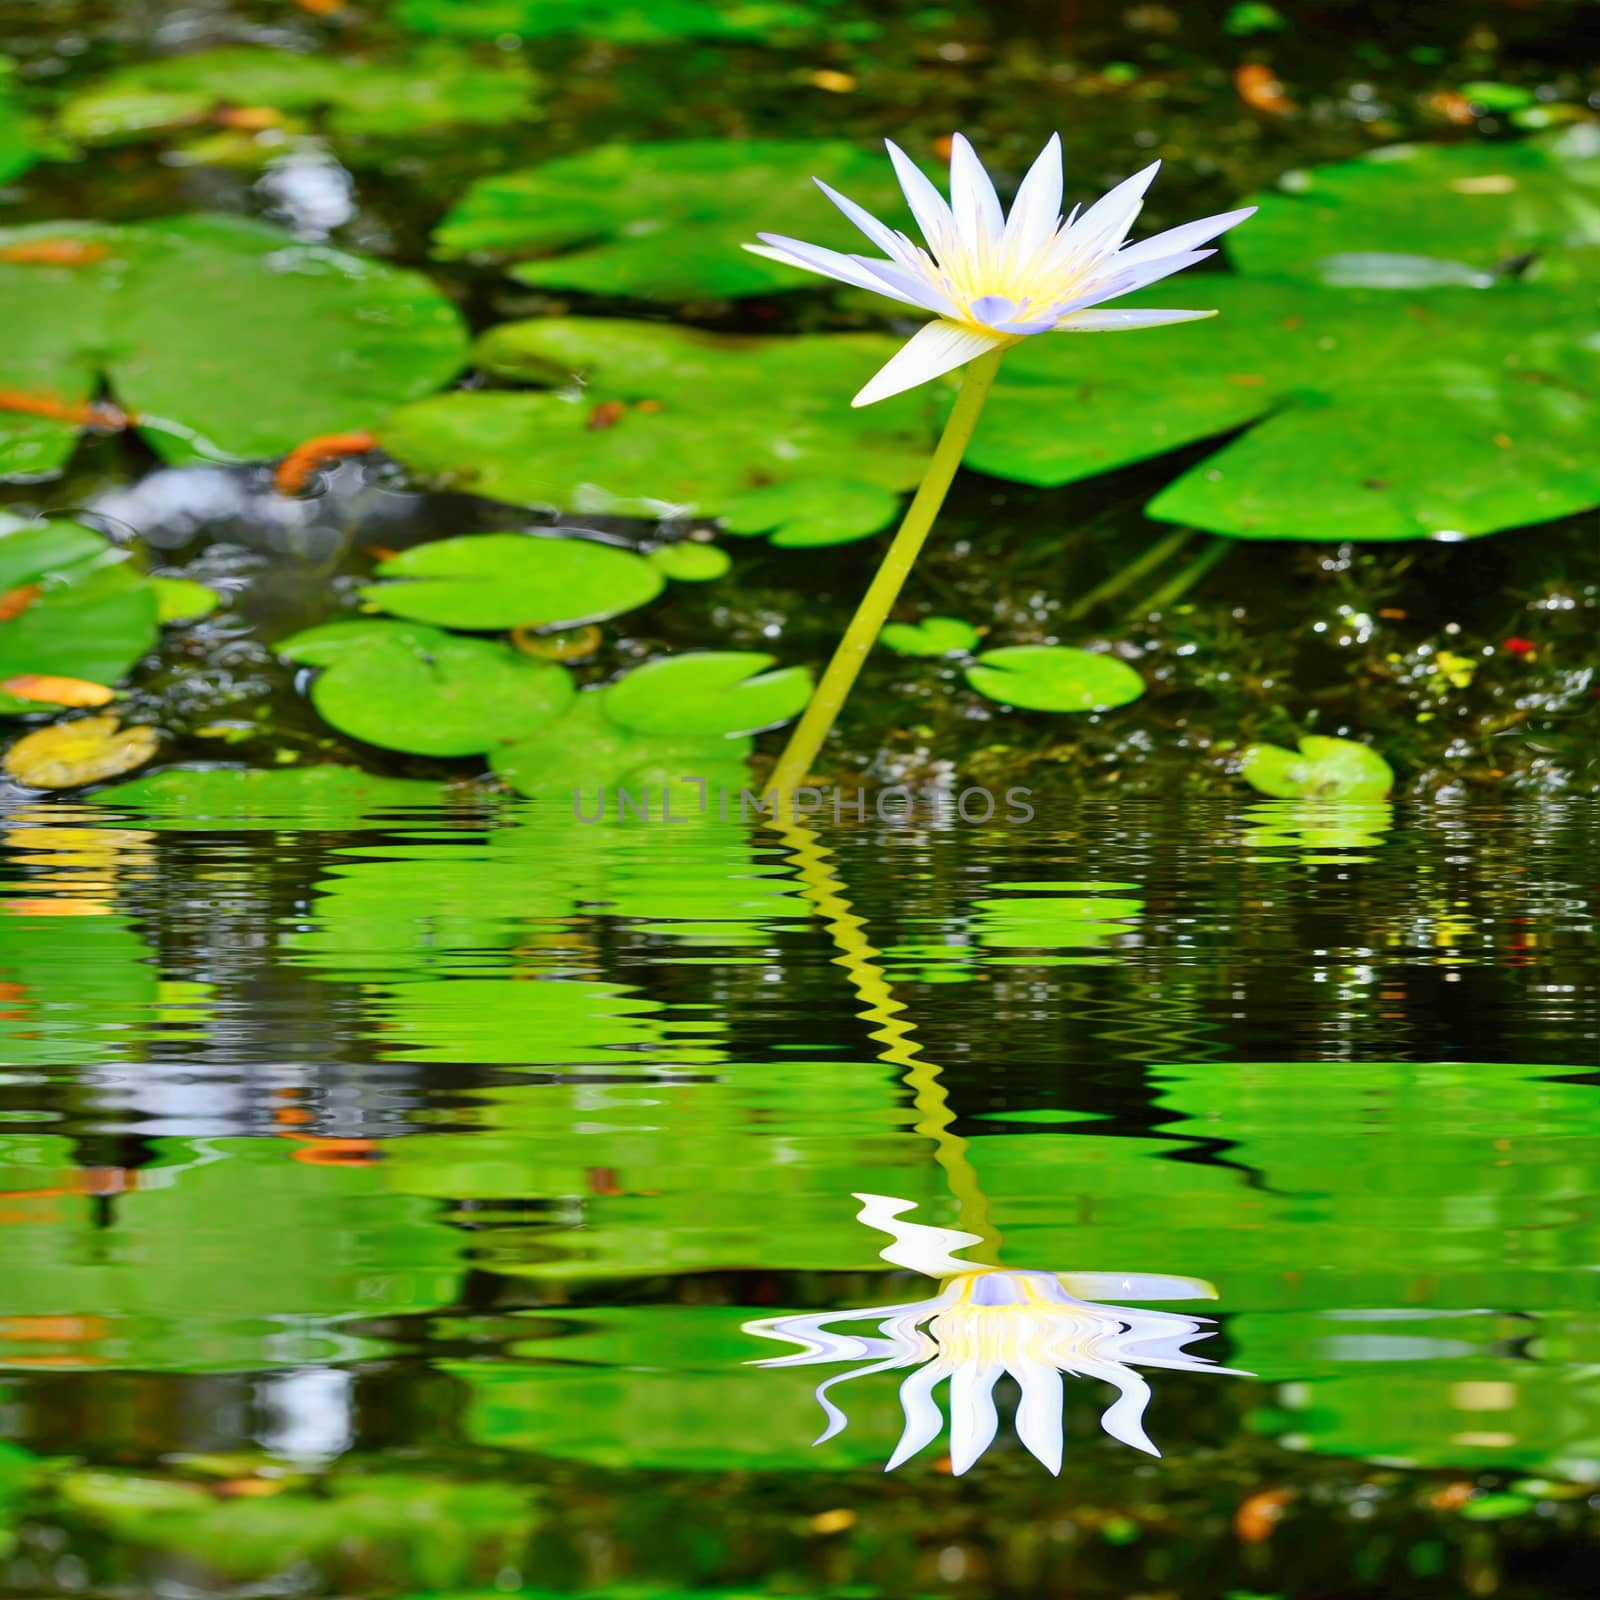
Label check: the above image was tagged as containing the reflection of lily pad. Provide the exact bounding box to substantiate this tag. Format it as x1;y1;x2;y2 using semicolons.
1234;127;1600;282
361;532;663;630
432;140;917;299
880;615;980;658
1241;735;1395;801
968;275;1600;542
719;478;902;547
0;215;467;478
383;319;933;517
3;714;158;789
96;765;453;824
964;646;1144;712
278;621;574;758
60;44;538;145
0;517;160;711
397;0;816;43
605;652;811;739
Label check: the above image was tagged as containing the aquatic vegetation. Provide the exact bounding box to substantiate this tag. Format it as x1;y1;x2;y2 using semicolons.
878;615;982;657
0;57;38;183
0;517;158;711
58;43;540;148
1241;735;1396;801
396;0;825;45
747;131;1253;405
747;1193;1242;1471
963;645;1144;712
0;215;466;478
2;713;158;788
386;318;933;516
96;764;456;824
719;478;902;548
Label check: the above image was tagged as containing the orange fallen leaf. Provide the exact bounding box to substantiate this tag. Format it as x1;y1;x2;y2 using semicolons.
215;1478;286;1498
1235;1486;1297;1542
2;674;116;708
0;389;130;428
0;584;42;622
0;1314;107;1343
1429;90;1478;126
215;105;287;131
295;0;345;12
273;430;378;495
2;897;112;916
0;239;111;267
930;135;954;161
588;400;627;432
1430;1481;1477;1511
1235;63;1296;115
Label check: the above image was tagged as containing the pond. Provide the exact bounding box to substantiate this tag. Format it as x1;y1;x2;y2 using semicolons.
0;1;1597;1597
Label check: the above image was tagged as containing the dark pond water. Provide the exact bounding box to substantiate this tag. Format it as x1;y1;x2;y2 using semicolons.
0;794;1595;1596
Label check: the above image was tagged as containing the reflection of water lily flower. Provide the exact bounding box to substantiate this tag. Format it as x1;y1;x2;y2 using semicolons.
745;134;1254;406
746;1194;1246;1473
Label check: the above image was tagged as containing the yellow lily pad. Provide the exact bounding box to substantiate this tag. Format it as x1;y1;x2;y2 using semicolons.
3;714;159;789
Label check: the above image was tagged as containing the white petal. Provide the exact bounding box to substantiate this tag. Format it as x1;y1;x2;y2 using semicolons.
948;132;1005;251
747;235;923;305
1115;205;1257;267
885;139;957;255
854;1192;987;1277
852;320;1009;408
948;1359;1002;1474
813;177;918;267
1009;1354;1064;1474
1071;248;1215;304
1003;132;1064;261
885;1361;949;1470
1070;160;1162;255
1093;1364;1161;1457
1057;307;1216;332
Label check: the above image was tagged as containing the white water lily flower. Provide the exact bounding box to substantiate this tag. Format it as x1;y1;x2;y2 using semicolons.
746;134;1254;406
745;1194;1247;1474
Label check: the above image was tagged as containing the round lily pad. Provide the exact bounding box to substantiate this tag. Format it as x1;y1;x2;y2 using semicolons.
432;139;920;300
963;646;1145;713
361;533;664;630
3;713;159;788
719;479;903;548
604;651;812;739
880;616;981;658
1240;735;1395;801
278;620;574;757
647;542;731;582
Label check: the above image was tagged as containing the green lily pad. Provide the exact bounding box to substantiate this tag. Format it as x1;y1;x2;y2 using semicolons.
60;44;539;145
604;651;812;738
151;577;220;623
361;533;664;631
963;646;1144;713
383;319;933;517
0;214;468;479
0;61;39;184
396;0;816;42
879;615;981;658
719;478;903;547
1233;126;1600;281
432;139;919;300
278;620;574;757
967;276;1600;541
646;542;731;582
490;687;752;804
95;764;453;822
1240;735;1395;801
0;516;159;713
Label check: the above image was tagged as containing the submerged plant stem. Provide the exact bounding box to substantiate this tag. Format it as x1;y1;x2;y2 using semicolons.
1137;534;1233;615
763;348;1005;803
1066;524;1196;620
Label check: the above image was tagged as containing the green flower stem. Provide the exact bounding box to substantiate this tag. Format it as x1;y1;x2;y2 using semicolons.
1138;534;1232;615
1065;524;1195;620
763;347;1006;804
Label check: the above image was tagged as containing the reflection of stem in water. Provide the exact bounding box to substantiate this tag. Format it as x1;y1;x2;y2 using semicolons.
1064;524;1196;620
776;822;1000;1261
1138;535;1232;615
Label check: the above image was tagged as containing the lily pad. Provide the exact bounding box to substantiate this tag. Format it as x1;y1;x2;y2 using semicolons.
718;478;902;548
96;765;453;822
1240;735;1395;801
604;651;812;738
3;714;158;788
396;0;816;42
490;687;752;804
0;516;159;713
60;44;539;145
880;616;981;658
151;577;220;623
963;646;1144;712
432;140;918;300
967;276;1600;541
361;533;663;631
0;214;468;478
278;620;574;757
0;62;39;184
646;542;731;582
382;319;933;517
1233;126;1600;282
